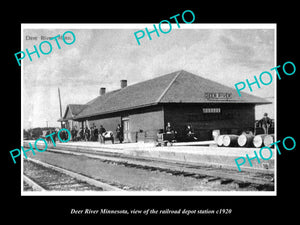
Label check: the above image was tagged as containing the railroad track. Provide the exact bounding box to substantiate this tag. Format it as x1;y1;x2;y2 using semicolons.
23;158;123;192
42;146;274;191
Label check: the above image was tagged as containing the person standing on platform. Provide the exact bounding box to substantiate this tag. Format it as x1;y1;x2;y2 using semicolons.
257;113;272;134
90;126;94;141
116;124;123;144
84;127;90;141
99;125;106;144
93;126;99;141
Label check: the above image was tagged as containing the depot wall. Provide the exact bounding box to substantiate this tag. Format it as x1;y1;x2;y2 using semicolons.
75;103;255;142
80;105;164;143
87;115;121;135
164;103;255;141
128;106;164;142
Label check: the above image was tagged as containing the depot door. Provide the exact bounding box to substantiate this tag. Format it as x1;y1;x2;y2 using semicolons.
122;118;130;143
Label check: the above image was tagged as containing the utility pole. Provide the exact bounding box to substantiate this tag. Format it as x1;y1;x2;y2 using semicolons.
58;87;63;128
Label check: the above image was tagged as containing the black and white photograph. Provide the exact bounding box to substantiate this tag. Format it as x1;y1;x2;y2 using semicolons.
21;24;276;195
4;4;298;220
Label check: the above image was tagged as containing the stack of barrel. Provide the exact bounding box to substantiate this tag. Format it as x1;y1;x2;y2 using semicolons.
217;133;274;148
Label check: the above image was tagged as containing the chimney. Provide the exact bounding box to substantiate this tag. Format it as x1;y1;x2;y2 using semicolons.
121;80;127;89
100;87;106;96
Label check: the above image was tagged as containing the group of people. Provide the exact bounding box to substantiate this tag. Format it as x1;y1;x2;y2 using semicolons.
44;128;69;144
164;112;273;141
66;113;272;145
163;122;198;142
70;124;124;144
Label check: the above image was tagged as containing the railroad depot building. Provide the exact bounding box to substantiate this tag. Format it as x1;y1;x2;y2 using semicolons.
60;70;271;142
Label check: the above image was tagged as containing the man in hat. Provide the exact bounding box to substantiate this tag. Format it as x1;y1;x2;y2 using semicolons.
116;124;123;144
257;113;272;134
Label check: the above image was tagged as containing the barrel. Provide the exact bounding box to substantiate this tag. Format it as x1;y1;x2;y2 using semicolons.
263;134;275;147
217;135;225;147
223;135;239;147
237;133;254;147
253;134;267;148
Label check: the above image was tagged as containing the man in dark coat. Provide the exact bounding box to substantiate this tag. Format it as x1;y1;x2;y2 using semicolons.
116;124;123;143
84;127;90;141
257;113;272;134
93;126;99;141
71;127;78;141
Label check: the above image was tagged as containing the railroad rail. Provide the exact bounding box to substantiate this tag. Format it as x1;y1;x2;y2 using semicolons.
23;158;123;191
23;174;45;191
39;146;274;191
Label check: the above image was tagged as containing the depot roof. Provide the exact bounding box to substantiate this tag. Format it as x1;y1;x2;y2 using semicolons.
63;104;87;120
70;70;270;120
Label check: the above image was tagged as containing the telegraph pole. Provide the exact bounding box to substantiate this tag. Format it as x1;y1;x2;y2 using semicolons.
58;87;63;128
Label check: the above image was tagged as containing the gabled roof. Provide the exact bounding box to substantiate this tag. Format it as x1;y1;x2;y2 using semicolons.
74;70;271;119
158;70;269;104
63;104;87;120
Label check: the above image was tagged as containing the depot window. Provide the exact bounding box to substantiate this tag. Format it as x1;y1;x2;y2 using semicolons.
203;108;221;113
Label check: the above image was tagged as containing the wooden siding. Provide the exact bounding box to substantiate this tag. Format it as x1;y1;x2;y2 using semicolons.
164;103;255;141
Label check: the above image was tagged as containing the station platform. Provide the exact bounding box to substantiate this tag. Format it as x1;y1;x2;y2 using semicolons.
23;140;275;173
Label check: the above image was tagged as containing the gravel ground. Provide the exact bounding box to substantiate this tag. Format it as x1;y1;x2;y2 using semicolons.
24;160;104;191
23;181;34;191
23;150;262;191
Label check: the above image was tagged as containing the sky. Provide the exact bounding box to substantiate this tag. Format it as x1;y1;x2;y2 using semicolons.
22;25;275;129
